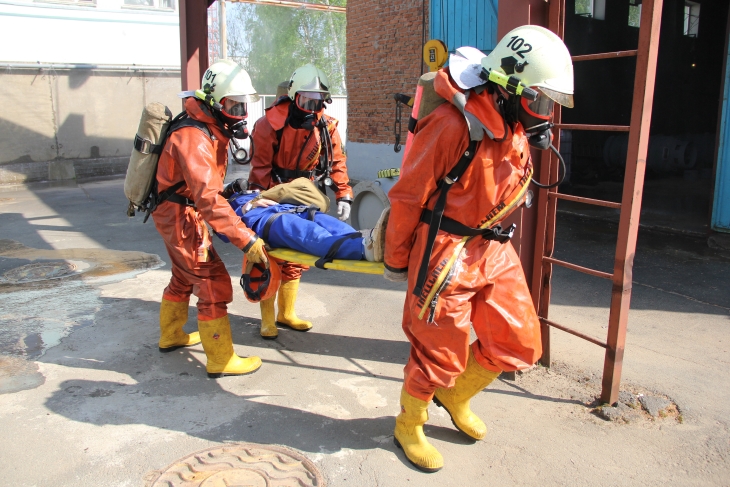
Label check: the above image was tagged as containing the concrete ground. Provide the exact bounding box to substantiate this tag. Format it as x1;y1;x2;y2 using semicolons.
0;171;729;487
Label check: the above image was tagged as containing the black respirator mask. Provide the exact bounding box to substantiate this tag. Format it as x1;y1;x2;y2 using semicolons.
287;100;318;131
218;98;250;163
517;91;567;189
224;117;249;140
218;97;250;139
518;94;554;150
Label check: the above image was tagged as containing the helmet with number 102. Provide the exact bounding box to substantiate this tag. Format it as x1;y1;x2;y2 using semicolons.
481;25;574;112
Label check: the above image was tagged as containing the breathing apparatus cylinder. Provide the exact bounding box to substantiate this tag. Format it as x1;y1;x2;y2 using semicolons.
401;83;424;161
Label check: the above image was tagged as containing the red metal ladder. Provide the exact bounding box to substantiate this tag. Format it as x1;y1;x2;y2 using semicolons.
531;0;664;405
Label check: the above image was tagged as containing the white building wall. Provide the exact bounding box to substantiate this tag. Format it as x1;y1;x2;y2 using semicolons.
0;0;180;66
0;1;357;184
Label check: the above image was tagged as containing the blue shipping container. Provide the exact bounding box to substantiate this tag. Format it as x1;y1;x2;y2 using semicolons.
430;0;499;54
712;31;730;233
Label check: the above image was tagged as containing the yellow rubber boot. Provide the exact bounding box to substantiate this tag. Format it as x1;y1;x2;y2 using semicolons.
276;279;313;331
198;315;262;378
433;348;500;441
393;388;444;473
158;299;200;352
260;296;278;339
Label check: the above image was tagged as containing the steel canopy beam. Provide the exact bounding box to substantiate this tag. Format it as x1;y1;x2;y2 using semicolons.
179;0;215;92
229;0;345;13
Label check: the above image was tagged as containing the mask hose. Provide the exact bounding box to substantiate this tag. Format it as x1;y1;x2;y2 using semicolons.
531;143;566;189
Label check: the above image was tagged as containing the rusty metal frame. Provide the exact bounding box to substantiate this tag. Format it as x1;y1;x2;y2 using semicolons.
179;0;216;92
531;0;664;405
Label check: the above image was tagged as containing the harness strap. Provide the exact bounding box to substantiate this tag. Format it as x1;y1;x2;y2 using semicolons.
263;212;286;241
262;205;320;241
419;210;516;241
143;180;187;223
134;134;164;155
412;140;477;297
272;166;315;183
166;192;196;208
239;263;270;302
314;233;361;270
143;115;212;222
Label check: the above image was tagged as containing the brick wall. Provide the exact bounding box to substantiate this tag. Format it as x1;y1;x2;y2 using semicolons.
346;0;428;144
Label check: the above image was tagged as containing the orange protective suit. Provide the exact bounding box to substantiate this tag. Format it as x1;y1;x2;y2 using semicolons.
248;97;352;280
384;70;542;402
153;98;257;321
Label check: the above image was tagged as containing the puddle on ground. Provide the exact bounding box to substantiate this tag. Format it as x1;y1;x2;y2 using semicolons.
0;239;163;394
0;239;161;283
0;355;44;394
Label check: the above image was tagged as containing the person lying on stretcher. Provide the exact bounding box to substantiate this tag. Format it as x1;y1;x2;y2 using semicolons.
224;180;389;264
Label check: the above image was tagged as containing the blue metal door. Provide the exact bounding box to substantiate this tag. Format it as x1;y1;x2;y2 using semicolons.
712;33;730;233
429;0;498;54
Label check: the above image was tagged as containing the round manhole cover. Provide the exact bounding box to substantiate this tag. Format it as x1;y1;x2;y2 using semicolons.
2;260;89;283
150;443;325;487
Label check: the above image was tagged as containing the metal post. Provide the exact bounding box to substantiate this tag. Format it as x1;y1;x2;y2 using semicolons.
601;0;663;405
533;0;565;367
220;0;227;59
179;0;213;91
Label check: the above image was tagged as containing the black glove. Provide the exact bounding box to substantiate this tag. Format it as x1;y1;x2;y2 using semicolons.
221;178;248;199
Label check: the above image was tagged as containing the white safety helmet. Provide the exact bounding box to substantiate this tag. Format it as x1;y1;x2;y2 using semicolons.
288;64;331;112
195;59;260;121
201;59;260;104
481;25;574;108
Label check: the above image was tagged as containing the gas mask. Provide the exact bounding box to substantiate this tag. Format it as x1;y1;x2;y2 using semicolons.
288;101;318;131
518;91;554;150
219;97;249;139
517;91;566;189
218;97;250;163
288;92;330;131
225;118;249;140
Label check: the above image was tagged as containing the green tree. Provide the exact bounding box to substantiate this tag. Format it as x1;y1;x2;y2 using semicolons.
227;1;346;96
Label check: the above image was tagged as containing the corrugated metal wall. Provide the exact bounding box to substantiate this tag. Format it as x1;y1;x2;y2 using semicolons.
429;0;499;53
712;32;730;233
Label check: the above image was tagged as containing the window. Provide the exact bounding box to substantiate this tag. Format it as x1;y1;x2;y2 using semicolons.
684;1;700;37
575;0;605;20
123;0;175;10
34;0;96;7
628;0;642;28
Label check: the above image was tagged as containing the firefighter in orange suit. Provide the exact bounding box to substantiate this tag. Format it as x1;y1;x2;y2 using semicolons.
153;59;265;378
383;26;575;472
248;64;352;339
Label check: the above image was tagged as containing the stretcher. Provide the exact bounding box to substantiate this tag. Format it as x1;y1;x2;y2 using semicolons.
268;248;384;275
